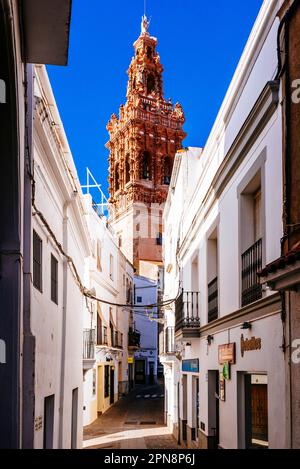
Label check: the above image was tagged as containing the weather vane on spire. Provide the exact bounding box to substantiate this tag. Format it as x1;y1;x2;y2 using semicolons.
141;0;150;34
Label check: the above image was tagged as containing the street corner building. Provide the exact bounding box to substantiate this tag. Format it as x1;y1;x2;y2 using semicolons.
160;0;300;450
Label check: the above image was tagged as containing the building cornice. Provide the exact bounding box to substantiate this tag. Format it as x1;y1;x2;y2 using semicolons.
199;292;281;337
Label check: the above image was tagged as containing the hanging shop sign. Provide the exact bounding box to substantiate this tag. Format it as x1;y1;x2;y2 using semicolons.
240;334;262;357
128;357;134;364
222;361;231;380
182;359;199;373
218;343;236;365
219;372;226;401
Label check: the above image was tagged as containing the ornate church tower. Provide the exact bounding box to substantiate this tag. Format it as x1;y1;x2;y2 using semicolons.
106;16;186;273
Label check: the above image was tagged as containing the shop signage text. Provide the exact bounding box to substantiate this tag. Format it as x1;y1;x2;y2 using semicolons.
182;359;199;373
241;334;262;357
218;343;236;364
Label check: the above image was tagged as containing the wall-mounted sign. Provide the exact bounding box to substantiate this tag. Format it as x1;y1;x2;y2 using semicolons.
182;359;199;373
219;373;225;401
218;343;236;364
34;416;43;431
128;357;134;364
241;334;262;357
222;362;231;380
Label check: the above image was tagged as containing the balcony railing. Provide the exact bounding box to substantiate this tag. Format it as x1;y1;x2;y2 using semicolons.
241;238;263;307
128;328;141;348
208;277;218;323
165;326;175;353
175;291;200;332
83;329;95;359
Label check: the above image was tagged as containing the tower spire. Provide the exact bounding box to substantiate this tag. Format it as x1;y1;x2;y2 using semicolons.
141;14;150;35
141;0;150;35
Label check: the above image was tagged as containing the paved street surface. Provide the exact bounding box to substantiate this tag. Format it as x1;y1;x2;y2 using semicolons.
83;383;181;449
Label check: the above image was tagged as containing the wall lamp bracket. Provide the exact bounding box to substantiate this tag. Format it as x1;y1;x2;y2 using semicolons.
241;322;252;330
207;335;214;345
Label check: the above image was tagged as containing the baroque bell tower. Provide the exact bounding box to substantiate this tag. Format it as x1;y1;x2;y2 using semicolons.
106;15;186;273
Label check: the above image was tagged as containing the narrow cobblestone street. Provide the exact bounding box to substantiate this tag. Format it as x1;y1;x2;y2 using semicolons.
83;383;180;449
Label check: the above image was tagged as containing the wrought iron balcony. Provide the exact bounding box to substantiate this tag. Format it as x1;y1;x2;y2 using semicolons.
208;277;218;322
83;328;96;370
128;327;141;349
242;238;263;307
175;291;200;335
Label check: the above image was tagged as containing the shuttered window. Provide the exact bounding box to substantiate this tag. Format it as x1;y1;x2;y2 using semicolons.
33;230;42;292
51;254;58;304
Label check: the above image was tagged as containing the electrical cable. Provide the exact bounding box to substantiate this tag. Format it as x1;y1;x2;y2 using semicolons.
33;202;179;310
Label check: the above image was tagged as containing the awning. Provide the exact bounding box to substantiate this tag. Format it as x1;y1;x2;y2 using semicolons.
20;0;72;65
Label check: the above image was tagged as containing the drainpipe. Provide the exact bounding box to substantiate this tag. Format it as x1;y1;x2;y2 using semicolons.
58;198;71;448
22;63;35;449
276;0;300;448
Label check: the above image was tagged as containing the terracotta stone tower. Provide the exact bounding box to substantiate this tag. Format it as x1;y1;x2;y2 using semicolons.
106;16;186;273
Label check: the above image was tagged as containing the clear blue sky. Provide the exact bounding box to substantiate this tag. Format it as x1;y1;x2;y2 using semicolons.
47;0;264;197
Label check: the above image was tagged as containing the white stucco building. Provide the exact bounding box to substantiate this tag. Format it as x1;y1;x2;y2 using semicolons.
32;65;91;449
82;194;134;426
133;275;158;385
0;0;73;448
161;0;288;449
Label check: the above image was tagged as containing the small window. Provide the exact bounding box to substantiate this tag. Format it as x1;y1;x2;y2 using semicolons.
97;307;102;345
254;189;262;243
33;230;42;292
115;164;120;192
110;320;114;347
109;254;114;281
141;151;151;180
156;233;163;246
147;74;155;94
104;365;109;398
119;236;122;248
97;240;102;271
136;296;142;303
125;156;131;184
51;254;58;304
92;369;96;396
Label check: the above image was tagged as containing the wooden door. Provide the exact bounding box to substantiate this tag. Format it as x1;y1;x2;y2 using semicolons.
110;368;115;404
135;360;145;384
251;384;268;443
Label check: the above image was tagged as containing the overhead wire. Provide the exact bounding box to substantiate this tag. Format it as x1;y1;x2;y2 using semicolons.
33;203;179;310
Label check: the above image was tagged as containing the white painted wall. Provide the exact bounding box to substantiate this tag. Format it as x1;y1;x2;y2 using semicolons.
32;65;91;449
162;0;287;449
83;194;133;426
